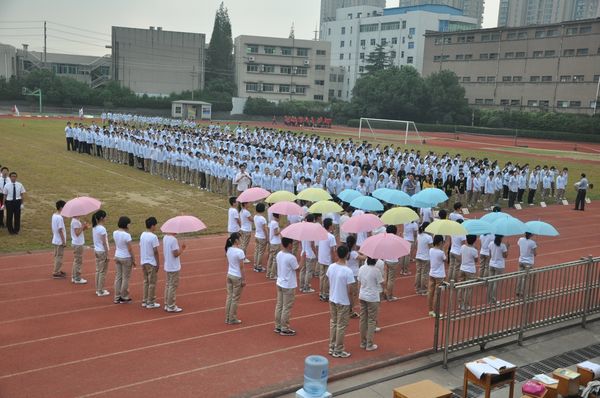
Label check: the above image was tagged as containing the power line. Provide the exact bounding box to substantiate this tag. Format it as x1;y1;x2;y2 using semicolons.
46;21;111;38
47;28;110;43
47;34;108;48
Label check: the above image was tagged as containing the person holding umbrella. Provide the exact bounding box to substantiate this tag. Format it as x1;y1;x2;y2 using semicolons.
70;214;89;284
516;232;537;297
113;216;136;304
225;232;245;325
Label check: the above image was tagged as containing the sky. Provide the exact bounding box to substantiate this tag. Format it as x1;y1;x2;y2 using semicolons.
0;0;499;56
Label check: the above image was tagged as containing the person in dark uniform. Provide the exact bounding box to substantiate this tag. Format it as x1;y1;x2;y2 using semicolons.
2;172;26;235
574;173;589;211
0;166;9;228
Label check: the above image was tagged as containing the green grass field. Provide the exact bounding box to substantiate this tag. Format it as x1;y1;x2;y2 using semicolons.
0;117;596;253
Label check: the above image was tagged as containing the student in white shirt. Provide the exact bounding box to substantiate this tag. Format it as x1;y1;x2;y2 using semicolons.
402;220;418;275
239;202;253;262
51;200;67;279
267;213;282;279
92;210;110;296
448;219;466;282
70;215;89;284
3;171;26;235
487;235;509;304
163;231;186;312
140;217;161;308
113;216;136;304
479;233;494;277
318;218;337;302
225;232;246;325
227;197;240;234
383;225;401;301
234;164;252;193
427;235;446;317
253;203;268;273
516;232;537;297
327;245;355;358
346;235;365;317
299;213;318;293
458;235;479;311
274;237;300;336
415;222;433;295
358;257;384;351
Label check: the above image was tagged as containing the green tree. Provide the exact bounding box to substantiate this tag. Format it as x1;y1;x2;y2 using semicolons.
424;70;470;124
205;2;233;83
363;44;392;74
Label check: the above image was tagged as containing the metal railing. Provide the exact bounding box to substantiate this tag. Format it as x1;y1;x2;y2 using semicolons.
433;256;600;367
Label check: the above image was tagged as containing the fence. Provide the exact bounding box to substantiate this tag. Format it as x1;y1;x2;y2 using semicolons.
433;256;600;368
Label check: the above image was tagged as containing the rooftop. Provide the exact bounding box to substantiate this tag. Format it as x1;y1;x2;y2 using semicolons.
384;4;464;16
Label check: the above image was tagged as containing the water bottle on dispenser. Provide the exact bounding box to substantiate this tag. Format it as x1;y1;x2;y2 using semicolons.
297;355;331;398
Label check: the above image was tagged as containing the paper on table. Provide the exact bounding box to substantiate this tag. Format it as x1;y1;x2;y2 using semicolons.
482;356;516;371
533;374;559;385
579;361;600;378
466;361;499;379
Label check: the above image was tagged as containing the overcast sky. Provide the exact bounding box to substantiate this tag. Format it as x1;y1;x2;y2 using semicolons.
0;0;499;56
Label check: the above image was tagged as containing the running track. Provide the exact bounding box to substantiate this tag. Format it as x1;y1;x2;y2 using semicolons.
0;204;598;398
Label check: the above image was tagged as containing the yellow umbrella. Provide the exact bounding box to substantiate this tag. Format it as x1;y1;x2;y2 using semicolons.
308;200;343;214
380;207;419;225
265;190;297;204
297;187;332;202
425;220;468;236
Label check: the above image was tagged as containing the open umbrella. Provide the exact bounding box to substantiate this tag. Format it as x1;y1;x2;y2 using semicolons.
524;221;559;236
480;212;511;223
296;187;332;202
61;196;101;217
281;221;328;241
236;187;270;203
350;196;384;212
161;215;207;234
341;213;383;234
359;233;412;260
492;214;526;236
268;201;305;216
265;190;297;204
463;219;494;235
373;188;412;206
425;219;468;236
380;207;419;225
410;188;448;207
338;189;363;203
308;200;343;214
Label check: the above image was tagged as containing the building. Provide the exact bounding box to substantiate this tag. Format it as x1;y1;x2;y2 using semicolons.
320;0;386;23
233;35;331;103
422;19;600;114
112;26;205;97
398;0;485;27
320;4;477;100
498;0;600;27
171;100;212;120
0;44;17;80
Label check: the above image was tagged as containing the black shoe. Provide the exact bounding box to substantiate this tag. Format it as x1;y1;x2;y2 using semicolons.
119;298;132;304
280;329;296;336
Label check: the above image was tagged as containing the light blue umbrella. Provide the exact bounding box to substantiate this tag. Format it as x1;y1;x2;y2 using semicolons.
372;188;392;201
410;188;448;207
480;212;512;223
463;219;494;235
350;196;384;212
525;221;559;236
492;214;526;236
374;188;412;206
338;189;363;203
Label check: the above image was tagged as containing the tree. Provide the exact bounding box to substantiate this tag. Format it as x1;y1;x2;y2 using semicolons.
424;70;470;124
363;44;392;74
205;2;233;83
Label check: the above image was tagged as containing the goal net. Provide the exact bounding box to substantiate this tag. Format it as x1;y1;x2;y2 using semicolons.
358;118;422;145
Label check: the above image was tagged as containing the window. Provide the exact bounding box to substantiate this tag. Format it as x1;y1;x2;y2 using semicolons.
391;37;398;44
281;47;292;55
329;74;337;82
560;75;571;82
505;52;514;58
507;32;517;39
381;38;387;45
566;27;578;35
579;26;592;34
247;45;258;53
527;100;538;107
441;55;449;61
347;13;352;19
464;54;473;60
264;46;275;54
570;101;581;107
328;89;335;99
316;49;327;56
314;80;324;86
359;66;364;73
338;74;343;82
456;54;464;60
340;40;345;48
563;49;575;56
295;86;306;94
360;23;379;32
500;99;509;105
489;53;498;59
279;85;290;93
328;28;331;35
477;76;486;82
539;100;549;107
484;99;494;105
443;37;451;44
433;55;441;62
402;21;407;29
247;64;258;72
475;99;484;104
530;76;540;82
339;53;344;60
407;56;413;64
295;67;307;75
370;38;376;45
511;100;520;106
381;22;400;31
390;51;396;58
262;83;274;92
480;53;489;59
535;30;545;38
491;33;500;41
264;65;275;73
546;29;558;37
513;76;522;82
314;95;324;100
280;66;291;74
557;100;569;108
487;76;496;82
533;51;543;58
591;100;597;108
401;51;404;58
341;27;346;34
544;50;555;57
175;106;182;113
466;35;474;43
573;75;584;82
481;34;490;41
315;64;325;70
359;52;365;59
594;75;600;82
360;39;366;46
408;41;414;49
542;75;552;82
348;53;352;60
462;76;471;82
357;12;361;18
516;52;526;58
409;27;416;35
337;90;342;97
518;31;527;39
502;76;512;82
297;48;308;56
576;48;589;56
245;83;259;92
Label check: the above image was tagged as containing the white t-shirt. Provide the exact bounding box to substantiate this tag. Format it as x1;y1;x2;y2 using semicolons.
415;233;433;260
327;263;355;305
420;208;434;223
140;231;160;266
70;218;85;246
450;235;466;255
276;251;299;289
163;235;181;272
51;214;65;245
254;215;267;239
403;222;417;242
358;264;384;302
227;208;240;233
339;214;351;242
92;225;108;252
459;245;478;274
269;220;281;245
489;242;507;269
429;248;447;278
347;250;360;276
113;230;132;258
517;237;537;265
479;234;494;256
240;208;253;232
375;259;385;292
449;212;464;222
317;232;336;264
301;240;316;259
227;247;245;278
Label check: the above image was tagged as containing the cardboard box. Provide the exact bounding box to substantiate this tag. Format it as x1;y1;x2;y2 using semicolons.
393;380;453;398
552;368;580;396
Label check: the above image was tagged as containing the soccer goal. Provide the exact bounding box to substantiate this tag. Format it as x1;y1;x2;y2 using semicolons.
358;117;422;145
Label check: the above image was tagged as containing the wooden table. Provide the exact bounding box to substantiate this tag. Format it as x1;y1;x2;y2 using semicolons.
393;379;453;398
463;365;516;398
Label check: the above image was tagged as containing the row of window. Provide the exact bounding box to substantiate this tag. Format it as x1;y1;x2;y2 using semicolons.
329;24;414;36
246;45;326;57
463;75;600;83
341;37;414;48
434;47;595;62
245;83;308;94
474;99;593;108
246;64;326;74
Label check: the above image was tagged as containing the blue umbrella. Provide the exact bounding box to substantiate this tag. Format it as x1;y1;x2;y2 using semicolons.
411;188;448;207
372;188;392;201
463;219;494;235
525;221;559;236
480;212;512;223
338;189;363;203
492;214;526;236
350;196;384;212
374;188;412;206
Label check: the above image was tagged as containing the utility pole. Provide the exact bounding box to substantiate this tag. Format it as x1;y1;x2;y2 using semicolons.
313;23;318;40
594;76;600;116
43;21;47;67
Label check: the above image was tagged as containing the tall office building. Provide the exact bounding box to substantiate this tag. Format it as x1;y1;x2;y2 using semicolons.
398;0;485;26
320;0;386;23
498;0;600;27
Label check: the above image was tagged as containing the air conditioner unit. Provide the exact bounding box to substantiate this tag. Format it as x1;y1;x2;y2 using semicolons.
248;56;255;62
408;35;413;39
290;88;296;94
260;65;265;71
303;59;310;65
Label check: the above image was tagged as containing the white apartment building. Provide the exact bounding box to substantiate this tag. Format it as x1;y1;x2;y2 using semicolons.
320;4;477;100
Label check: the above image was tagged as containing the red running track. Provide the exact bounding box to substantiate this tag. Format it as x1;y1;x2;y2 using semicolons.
0;204;598;398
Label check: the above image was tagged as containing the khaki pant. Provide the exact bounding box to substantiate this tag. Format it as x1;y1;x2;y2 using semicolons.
428;277;444;312
384;261;399;298
319;263;330;298
254;238;267;269
267;243;280;278
95;251;109;293
53;244;65;274
401;254;411;274
459;270;476;307
414;258;430;293
448;253;461;282
142;264;159;305
114;257;133;300
329;302;350;353
556;188;565;203
516;263;533;297
359;300;380;347
225;275;244;323
479;254;490;277
487;267;503;303
240;231;252;255
72;245;84;280
165;271;180;309
349;281;358;310
300;257;316;290
274;286;295;331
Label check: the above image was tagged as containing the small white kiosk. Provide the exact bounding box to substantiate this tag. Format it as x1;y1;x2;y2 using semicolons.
171;100;212;120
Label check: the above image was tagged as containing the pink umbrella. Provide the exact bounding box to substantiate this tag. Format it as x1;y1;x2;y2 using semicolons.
268;201;306;216
236;187;270;203
61;196;101;217
359;233;411;260
341;213;383;234
281;221;328;241
161;215;207;234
